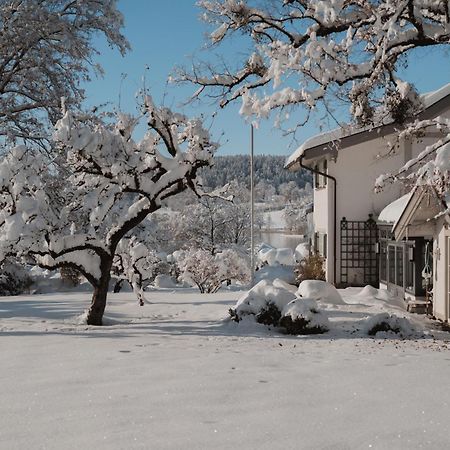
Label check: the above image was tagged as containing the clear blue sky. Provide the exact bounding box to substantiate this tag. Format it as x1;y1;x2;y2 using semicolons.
83;0;450;157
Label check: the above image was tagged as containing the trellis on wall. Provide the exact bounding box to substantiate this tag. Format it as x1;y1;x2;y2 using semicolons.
340;215;378;287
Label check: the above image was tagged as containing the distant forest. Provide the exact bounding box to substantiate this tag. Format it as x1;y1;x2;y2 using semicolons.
200;155;311;192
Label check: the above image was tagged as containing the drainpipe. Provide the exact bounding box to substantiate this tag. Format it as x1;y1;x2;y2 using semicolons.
299;155;338;285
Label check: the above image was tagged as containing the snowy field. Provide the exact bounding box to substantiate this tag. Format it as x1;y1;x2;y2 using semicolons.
2;287;450;450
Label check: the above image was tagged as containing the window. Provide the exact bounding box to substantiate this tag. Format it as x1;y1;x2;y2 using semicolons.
379;240;387;283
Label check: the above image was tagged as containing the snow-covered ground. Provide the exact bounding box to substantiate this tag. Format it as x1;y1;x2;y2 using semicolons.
2;287;450;449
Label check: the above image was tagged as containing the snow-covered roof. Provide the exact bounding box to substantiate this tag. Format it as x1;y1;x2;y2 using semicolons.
285;83;450;169
378;193;413;226
422;83;450;108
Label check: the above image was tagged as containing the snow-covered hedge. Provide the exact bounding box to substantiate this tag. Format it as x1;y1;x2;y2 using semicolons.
363;313;416;337
279;298;329;335
230;278;329;334
230;279;296;325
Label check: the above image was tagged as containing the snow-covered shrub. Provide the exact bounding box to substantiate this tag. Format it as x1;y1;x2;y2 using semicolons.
0;261;32;296
294;242;310;263
363;313;416;337
177;248;249;293
295;253;325;285
297;280;345;306
230;279;296;325
279;298;329;335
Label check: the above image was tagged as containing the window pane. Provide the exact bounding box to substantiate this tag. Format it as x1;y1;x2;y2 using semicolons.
388;246;395;284
395;246;403;287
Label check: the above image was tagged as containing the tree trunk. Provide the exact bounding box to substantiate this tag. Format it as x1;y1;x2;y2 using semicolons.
86;259;112;326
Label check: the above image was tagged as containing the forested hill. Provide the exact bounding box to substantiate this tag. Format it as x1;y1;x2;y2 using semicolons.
200;155;311;191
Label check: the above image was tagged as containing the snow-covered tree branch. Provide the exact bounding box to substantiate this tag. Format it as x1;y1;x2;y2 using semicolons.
0;98;218;325
0;0;129;149
179;1;450;126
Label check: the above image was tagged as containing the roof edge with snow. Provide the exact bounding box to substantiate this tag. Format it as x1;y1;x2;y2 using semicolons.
285;83;450;170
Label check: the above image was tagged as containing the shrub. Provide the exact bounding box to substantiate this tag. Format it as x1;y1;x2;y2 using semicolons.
363;313;416;337
0;261;33;295
295;252;325;285
255;301;282;326
279;298;329;335
177;248;249;293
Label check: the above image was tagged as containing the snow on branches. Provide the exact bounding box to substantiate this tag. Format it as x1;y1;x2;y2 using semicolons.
375;115;450;196
0;98;218;324
0;0;129;147
179;1;450;126
175;248;249;293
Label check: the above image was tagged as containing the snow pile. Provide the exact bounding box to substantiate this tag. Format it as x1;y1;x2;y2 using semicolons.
363;313;418;337
255;243;296;284
254;264;296;284
297;280;345;305
230;279;296;325
280;298;329;334
345;285;406;309
257;244;295;266
294;242;310;262
153;274;177;289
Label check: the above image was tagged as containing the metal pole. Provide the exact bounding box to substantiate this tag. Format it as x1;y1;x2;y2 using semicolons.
250;124;255;287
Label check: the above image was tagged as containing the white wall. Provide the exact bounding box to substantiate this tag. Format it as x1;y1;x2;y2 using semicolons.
311;130;439;285
433;218;450;321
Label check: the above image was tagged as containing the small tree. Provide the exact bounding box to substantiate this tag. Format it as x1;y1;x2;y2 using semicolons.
176;248;249;293
0;97;218;325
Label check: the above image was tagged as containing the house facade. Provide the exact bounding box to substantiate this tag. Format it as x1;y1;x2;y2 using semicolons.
285;83;450;319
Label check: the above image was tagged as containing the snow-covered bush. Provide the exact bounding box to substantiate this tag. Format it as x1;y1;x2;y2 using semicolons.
363;313;416;337
0;261;32;296
177;248;249;293
279;298;329;335
295;253;325;285
294;242;310;263
230;279;296;325
297;280;345;306
230;279;329;334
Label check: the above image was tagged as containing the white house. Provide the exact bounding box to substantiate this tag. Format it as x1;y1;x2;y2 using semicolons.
285;83;450;320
